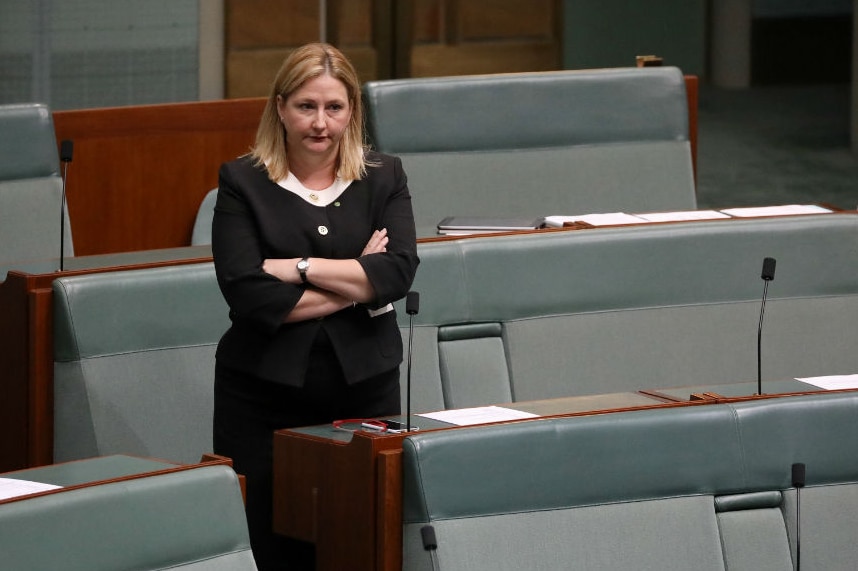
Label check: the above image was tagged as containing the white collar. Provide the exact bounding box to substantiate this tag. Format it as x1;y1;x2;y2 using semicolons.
277;172;352;206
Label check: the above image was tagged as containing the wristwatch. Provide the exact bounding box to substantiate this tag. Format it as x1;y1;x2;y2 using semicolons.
296;257;310;283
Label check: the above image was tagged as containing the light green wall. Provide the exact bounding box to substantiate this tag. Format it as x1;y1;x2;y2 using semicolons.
0;0;198;110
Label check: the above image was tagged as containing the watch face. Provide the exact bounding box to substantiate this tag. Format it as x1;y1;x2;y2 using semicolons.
298;259;309;270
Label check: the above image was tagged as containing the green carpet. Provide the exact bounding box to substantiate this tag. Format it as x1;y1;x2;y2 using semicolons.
695;83;858;211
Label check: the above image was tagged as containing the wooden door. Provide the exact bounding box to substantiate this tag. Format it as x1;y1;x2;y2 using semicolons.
407;0;562;77
225;0;383;97
224;0;562;97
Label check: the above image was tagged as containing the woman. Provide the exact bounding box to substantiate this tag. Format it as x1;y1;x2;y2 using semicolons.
211;43;419;571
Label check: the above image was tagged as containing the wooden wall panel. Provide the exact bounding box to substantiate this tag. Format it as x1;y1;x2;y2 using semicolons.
226;0;320;98
227;0;319;48
458;0;556;40
333;0;374;44
409;0;562;78
227;48;379;99
225;0;561;92
227;49;294;98
411;43;560;77
225;0;377;98
413;0;443;42
53;98;265;256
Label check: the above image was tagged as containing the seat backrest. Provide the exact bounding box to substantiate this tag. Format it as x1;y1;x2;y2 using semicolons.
363;66;695;236
401;391;858;571
52;263;229;463
0;103;73;278
730;390;858;569
191;187;218;245
401;403;741;571
0;462;257;570
394;213;858;412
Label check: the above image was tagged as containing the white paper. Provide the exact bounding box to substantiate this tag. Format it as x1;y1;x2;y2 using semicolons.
0;478;62;500
796;374;858;390
543;213;648;228
636;210;731;222
417;406;539;426
720;204;832;217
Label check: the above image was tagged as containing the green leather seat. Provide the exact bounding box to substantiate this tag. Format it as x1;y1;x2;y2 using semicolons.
0;103;73;279
393;214;858;412
401;391;858;570
364;66;696;236
191;187;217;245
52;263;229;463
0;457;257;570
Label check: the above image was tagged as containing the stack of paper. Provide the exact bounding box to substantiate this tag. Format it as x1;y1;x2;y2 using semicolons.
543;213;648;227
796;374;858;390
636;210;730;222
418;406;539;426
720;204;832;217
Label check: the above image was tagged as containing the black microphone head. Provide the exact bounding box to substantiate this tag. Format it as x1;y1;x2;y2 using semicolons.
406;291;420;315
420;525;437;551
761;257;776;281
792;462;806;488
60;140;74;163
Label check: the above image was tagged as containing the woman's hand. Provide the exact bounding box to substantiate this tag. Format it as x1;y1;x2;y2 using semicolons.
262;257;301;283
361;228;388;256
262;228;388;282
262;228;388;305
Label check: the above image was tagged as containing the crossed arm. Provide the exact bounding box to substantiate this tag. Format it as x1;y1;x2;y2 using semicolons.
262;228;389;322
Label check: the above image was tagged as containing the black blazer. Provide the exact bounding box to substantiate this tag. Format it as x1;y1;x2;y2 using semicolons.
212;151;419;387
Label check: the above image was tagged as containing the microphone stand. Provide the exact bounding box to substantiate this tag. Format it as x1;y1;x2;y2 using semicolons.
757;257;776;395
792;463;806;571
757;279;770;396
405;291;419;432
406;315;414;432
58;140;74;272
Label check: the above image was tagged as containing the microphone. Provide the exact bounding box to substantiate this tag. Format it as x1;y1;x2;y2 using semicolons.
792;462;806;571
421;524;439;571
792;462;805;487
406;291;420;315
405;291;420;432
757;257;776;395
420;524;437;550
58;140;74;272
761;257;776;281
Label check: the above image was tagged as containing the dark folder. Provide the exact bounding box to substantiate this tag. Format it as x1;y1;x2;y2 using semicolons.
436;216;545;235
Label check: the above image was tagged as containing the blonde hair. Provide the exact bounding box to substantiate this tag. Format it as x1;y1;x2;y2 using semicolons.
250;43;370;181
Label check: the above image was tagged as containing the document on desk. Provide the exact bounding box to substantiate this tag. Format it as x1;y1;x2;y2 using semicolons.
0;478;62;500
720;204;832;217
796;374;858;390
417;406;539;426
543;213;648;227
636;209;730;222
